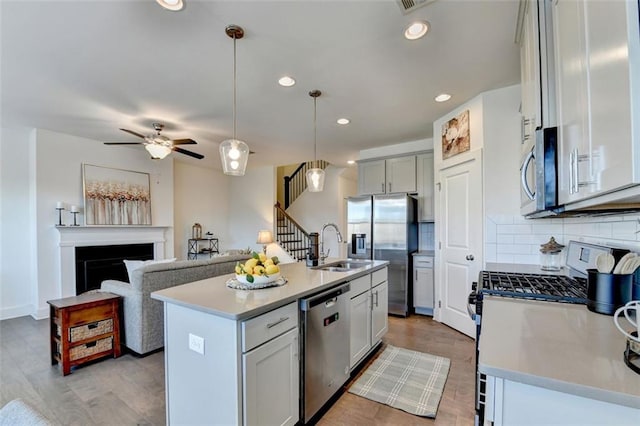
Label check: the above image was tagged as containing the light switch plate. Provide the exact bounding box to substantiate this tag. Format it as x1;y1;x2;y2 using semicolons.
188;333;205;355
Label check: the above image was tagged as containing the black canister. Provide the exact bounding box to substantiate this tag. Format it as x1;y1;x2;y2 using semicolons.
306;232;319;267
586;269;633;315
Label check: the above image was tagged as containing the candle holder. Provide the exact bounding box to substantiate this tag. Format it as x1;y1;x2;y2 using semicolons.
70;211;80;226
56;207;65;226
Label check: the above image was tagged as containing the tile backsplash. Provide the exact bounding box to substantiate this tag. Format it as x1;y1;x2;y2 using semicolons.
419;222;435;251
486;213;640;265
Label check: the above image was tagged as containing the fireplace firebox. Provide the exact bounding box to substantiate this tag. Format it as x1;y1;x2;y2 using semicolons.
75;243;154;294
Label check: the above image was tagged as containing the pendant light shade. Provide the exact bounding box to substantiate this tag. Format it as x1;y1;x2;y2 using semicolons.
219;138;249;175
306;90;325;192
219;25;250;176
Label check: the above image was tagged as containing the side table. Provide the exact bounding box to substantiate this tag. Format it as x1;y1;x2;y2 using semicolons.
48;292;122;376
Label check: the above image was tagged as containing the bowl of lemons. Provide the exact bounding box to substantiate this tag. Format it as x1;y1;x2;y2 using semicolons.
235;252;281;285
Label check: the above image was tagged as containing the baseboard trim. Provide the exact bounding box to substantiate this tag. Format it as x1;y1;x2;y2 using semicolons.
33;305;49;320
0;304;33;320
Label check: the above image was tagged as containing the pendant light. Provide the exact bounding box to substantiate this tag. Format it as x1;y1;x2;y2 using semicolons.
219;25;250;176
306;90;325;192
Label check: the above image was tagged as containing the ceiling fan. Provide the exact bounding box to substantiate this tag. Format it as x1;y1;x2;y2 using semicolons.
104;123;204;160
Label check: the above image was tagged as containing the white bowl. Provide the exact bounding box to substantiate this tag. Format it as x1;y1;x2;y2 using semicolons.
235;272;281;285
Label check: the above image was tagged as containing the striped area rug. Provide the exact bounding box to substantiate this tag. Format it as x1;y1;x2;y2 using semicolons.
348;345;451;417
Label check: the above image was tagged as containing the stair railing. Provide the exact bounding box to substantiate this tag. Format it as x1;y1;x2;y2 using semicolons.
284;160;330;208
274;202;310;261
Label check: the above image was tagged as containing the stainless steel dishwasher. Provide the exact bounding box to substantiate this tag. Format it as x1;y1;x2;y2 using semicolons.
300;282;351;423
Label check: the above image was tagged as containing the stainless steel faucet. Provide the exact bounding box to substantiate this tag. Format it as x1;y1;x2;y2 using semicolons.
320;223;343;263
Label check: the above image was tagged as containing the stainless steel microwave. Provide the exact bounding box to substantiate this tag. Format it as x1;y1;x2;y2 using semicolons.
520;127;558;217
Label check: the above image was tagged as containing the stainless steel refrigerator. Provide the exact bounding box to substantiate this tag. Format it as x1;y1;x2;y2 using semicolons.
347;194;418;316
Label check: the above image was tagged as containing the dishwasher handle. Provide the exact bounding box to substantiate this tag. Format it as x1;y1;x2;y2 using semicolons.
300;283;350;311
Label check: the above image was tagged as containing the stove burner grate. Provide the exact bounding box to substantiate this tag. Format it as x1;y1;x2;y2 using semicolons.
480;271;588;304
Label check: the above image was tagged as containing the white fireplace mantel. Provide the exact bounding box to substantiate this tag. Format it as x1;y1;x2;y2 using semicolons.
57;225;170;297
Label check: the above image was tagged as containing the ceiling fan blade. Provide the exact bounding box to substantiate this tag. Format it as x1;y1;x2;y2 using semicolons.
173;147;204;159
104;142;145;145
119;128;146;139
172;138;197;145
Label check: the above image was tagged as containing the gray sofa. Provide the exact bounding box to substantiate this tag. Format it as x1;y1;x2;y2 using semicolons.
101;254;249;355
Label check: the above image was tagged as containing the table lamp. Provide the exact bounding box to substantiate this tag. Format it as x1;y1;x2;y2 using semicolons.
256;230;273;255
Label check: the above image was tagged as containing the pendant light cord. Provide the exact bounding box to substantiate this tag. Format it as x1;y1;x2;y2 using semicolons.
313;96;317;168
233;34;237;141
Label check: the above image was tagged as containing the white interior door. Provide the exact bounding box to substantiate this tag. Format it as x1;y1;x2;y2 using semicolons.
437;150;483;338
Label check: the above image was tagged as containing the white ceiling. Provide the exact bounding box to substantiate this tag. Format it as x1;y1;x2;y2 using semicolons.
1;0;521;170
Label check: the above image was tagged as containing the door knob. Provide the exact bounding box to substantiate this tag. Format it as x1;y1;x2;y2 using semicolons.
466;254;475;261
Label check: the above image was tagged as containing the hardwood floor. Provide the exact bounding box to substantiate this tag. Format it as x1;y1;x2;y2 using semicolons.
0;314;475;425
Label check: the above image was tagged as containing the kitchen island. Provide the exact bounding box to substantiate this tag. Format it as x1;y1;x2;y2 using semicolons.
151;259;388;425
479;297;640;425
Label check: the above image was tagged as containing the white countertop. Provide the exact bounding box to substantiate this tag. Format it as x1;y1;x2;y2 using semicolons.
151;259;388;321
414;250;435;257
479;297;640;409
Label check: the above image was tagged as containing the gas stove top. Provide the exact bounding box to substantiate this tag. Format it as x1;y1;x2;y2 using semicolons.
479;271;588;304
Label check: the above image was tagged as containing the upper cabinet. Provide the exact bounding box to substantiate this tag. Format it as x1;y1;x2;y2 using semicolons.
358;155;416;195
553;0;640;206
416;153;434;221
519;0;542;145
518;0;557;149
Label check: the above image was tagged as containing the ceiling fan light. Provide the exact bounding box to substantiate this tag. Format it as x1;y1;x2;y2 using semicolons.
145;144;172;159
306;168;325;192
156;0;184;11
220;139;249;176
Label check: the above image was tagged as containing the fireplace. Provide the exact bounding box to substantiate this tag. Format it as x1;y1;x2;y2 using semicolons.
56;226;169;298
75;243;154;294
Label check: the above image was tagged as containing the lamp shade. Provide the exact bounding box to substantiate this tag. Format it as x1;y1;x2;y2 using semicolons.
145;144;172;159
306;167;325;192
256;230;274;244
219;139;249;176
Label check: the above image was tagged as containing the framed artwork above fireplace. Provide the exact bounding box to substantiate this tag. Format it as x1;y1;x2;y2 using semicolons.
82;164;151;225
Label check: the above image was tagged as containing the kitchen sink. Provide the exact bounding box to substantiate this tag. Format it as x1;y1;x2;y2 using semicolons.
312;260;374;272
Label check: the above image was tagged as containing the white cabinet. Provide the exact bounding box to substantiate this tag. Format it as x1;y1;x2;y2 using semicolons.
518;0;556;148
243;327;299;426
413;255;434;316
349;288;371;368
358;160;386;195
349;267;388;369
371;280;388;343
358;156;416;195
519;0;542;145
242;302;299;426
484;375;640;425
386;156;417;194
554;0;640;207
416;152;434;221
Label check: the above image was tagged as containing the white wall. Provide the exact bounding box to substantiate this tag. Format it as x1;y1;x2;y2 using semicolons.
174;162;230;259
227;166;277;253
1;128;35;319
1;127;176;319
359;138;433;160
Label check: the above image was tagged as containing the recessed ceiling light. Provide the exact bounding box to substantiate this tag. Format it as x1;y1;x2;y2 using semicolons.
156;0;184;11
404;21;429;40
347;160;355;165
278;76;296;87
337;118;350;125
435;93;452;102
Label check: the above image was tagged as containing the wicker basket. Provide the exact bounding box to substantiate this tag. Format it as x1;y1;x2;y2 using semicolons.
69;337;113;361
67;319;113;342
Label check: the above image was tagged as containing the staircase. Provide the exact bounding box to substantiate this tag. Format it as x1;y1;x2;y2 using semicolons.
274;202;309;261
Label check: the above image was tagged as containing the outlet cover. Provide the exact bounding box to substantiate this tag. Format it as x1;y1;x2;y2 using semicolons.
188;333;205;355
